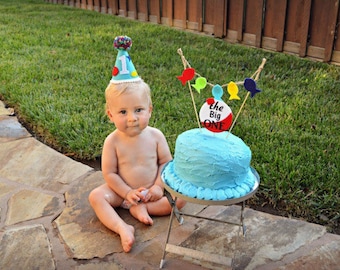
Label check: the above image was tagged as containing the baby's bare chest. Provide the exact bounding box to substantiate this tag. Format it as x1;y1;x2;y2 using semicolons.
115;140;158;185
117;139;157;163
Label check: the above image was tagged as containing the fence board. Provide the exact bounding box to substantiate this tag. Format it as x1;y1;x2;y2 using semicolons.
203;0;215;34
173;0;187;29
149;0;160;23
93;0;100;11
334;12;340;51
203;0;225;37
101;0;108;13
161;0;173;26
187;0;203;32
117;0;127;16
332;4;340;63
243;0;264;47
225;0;244;42
80;0;86;9
283;0;311;56
262;0;287;52
107;0;118;14
86;0;93;10
307;0;338;61
126;0;137;19
136;0;148;21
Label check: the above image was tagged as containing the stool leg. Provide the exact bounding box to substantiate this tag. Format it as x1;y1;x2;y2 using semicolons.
164;189;183;223
241;201;246;236
160;197;177;268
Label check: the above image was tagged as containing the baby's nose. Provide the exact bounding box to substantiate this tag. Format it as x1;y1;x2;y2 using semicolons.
128;112;137;121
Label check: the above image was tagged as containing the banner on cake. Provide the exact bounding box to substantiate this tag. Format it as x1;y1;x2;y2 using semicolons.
176;49;266;134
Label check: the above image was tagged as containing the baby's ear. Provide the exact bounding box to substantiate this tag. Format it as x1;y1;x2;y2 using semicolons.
106;110;114;122
149;105;153;114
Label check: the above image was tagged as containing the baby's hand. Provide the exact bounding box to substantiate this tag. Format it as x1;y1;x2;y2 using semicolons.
147;185;163;202
125;188;147;205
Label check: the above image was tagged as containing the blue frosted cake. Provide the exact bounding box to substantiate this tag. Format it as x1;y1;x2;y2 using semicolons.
161;128;257;200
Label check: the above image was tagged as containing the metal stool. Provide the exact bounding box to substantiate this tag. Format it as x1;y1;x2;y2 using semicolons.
160;169;259;269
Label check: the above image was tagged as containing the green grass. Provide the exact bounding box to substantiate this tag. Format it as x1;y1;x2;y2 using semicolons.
0;0;339;233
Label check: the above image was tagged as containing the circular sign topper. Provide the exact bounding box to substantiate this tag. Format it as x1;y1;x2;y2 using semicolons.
199;97;233;133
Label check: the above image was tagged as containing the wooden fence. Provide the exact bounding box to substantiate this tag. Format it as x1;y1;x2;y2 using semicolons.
47;0;340;65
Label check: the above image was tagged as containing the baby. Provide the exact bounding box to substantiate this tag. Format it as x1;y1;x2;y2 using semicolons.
89;36;185;253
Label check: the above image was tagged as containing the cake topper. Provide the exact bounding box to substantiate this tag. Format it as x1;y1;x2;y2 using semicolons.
177;67;195;85
192;77;207;93
198;84;233;132
176;48;266;134
110;35;141;84
227;81;241;100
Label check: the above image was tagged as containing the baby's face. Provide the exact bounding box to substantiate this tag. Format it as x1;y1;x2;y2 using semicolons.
107;90;152;137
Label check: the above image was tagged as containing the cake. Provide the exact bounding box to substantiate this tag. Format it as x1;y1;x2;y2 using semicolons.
161;128;258;200
161;50;265;201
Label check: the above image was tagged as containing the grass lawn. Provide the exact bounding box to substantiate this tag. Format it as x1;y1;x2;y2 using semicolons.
0;0;339;233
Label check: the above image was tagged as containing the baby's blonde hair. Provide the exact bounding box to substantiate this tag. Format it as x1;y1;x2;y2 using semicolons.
105;80;152;112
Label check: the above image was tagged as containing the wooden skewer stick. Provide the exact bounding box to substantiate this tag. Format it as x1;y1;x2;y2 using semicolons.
177;48;201;129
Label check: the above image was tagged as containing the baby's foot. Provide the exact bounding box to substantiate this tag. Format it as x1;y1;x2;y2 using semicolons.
118;224;135;252
130;204;153;225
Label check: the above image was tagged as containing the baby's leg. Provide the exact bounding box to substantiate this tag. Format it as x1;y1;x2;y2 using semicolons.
144;196;174;216
129;203;153;225
129;196;185;225
88;184;135;252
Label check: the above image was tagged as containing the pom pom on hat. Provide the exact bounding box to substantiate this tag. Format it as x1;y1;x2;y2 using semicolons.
114;36;132;50
110;35;141;84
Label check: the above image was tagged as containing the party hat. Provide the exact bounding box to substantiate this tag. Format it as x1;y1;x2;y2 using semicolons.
110;36;141;84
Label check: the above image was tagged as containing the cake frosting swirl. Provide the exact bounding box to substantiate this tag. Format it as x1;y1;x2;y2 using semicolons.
162;128;257;200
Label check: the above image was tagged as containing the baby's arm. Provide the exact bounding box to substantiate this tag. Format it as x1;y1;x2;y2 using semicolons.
102;133;144;205
146;128;172;202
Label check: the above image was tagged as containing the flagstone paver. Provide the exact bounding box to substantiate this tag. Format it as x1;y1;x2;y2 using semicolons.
0;115;30;142
0;224;55;270
0;137;93;192
6;189;60;225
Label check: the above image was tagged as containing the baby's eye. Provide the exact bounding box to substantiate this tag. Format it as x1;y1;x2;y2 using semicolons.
135;108;143;113
119;110;127;115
